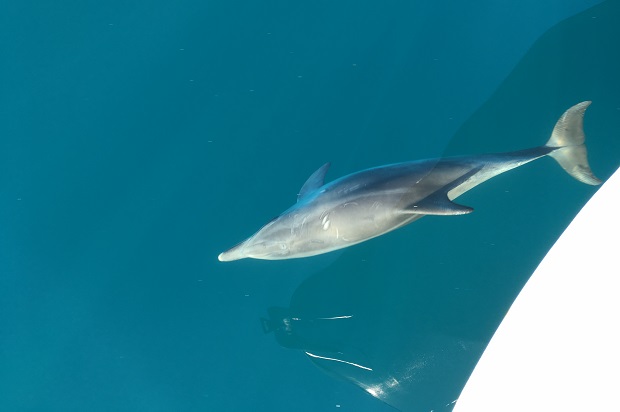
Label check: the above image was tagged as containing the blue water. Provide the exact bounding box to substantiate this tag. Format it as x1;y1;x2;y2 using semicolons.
1;1;618;411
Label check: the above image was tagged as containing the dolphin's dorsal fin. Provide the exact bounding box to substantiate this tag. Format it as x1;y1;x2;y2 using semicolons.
298;162;330;202
403;193;474;215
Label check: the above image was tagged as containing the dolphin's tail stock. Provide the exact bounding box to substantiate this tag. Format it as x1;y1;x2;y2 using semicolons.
545;101;602;185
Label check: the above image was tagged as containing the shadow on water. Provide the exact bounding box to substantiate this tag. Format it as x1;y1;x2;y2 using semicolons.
261;1;619;411
262;241;488;412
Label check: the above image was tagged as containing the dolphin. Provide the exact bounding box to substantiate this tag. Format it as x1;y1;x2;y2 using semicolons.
219;102;601;262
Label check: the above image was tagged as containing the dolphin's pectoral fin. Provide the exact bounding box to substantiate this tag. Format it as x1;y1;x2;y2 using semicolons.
298;162;331;202
402;194;474;216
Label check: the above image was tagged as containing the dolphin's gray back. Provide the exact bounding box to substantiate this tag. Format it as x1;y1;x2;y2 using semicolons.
319;146;552;207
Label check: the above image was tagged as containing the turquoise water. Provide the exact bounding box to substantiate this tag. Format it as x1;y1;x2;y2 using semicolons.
1;1;618;411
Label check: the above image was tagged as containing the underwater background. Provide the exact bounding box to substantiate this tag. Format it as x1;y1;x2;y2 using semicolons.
1;1;619;411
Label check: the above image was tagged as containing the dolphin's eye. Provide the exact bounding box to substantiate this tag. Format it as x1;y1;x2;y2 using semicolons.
279;243;288;250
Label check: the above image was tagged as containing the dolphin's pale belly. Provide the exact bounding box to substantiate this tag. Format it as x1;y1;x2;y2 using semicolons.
291;190;412;246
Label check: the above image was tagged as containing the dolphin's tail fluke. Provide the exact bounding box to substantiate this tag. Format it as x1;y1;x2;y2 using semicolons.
545;101;602;185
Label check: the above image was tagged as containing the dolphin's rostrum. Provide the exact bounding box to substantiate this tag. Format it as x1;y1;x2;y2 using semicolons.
219;102;601;262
